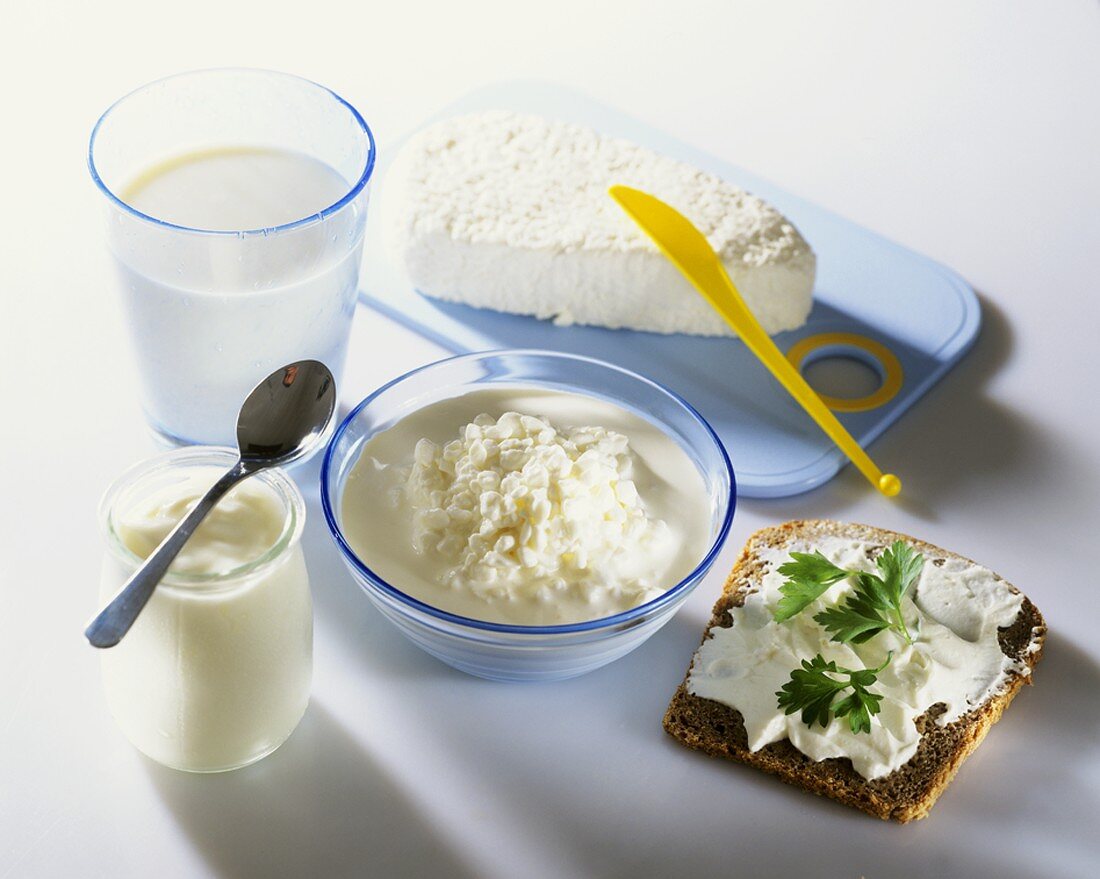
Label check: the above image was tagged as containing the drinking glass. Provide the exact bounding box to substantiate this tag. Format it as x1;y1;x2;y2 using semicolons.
89;68;375;446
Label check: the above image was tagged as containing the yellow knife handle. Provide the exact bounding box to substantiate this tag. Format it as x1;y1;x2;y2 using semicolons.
608;185;900;497
707;274;900;497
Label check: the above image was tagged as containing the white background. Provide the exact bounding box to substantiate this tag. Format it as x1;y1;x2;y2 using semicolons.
3;1;1099;877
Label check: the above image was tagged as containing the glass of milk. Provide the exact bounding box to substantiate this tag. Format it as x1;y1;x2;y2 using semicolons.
98;447;313;772
88;69;375;446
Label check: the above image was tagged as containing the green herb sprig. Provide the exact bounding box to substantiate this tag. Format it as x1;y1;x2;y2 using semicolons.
772;541;925;735
773;550;852;621
776;653;892;735
774;541;923;645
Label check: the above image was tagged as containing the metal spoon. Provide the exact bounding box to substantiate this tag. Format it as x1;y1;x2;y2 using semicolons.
85;360;336;649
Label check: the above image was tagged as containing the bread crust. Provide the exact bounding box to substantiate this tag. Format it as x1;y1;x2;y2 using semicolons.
663;520;1046;823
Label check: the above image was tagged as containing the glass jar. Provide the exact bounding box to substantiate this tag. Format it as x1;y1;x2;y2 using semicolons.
97;447;312;772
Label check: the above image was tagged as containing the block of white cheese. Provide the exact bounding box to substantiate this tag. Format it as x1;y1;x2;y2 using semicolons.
382;111;816;336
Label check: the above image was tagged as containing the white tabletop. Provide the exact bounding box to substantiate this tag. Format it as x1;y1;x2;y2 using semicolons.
4;1;1099;877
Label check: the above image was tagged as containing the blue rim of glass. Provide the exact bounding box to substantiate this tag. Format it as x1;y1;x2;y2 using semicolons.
320;349;736;636
87;67;376;236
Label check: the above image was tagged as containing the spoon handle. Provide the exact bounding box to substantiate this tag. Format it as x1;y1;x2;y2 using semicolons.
85;460;252;649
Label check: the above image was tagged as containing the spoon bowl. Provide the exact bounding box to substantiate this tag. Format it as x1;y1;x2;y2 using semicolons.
237;360;337;466
85;360;336;648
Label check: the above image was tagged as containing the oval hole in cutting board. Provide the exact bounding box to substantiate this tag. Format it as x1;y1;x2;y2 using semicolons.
802;354;884;400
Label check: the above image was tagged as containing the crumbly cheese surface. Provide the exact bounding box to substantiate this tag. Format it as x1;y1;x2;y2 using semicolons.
406;411;674;606
339;388;713;626
383;111;816;336
687;536;1030;779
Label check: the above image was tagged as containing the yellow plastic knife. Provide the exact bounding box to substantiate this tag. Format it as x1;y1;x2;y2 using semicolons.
609;185;901;497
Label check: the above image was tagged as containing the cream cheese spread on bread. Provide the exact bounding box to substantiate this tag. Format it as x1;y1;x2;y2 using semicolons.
687;536;1027;779
382;111;815;337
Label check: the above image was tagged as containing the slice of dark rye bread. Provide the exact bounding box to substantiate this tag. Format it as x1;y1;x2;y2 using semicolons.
663;520;1046;823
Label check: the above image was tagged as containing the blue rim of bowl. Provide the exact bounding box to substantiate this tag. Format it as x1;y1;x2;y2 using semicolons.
87;67;376;236
320;349;736;636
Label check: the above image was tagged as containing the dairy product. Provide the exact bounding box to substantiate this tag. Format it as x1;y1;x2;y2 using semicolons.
106;147;365;445
383;111;815;337
98;450;312;772
114;470;285;574
121;147;347;230
687;536;1027;779
407;411;678;605
340;388;711;625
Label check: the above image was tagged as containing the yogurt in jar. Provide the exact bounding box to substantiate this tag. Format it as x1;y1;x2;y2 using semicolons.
97;448;312;772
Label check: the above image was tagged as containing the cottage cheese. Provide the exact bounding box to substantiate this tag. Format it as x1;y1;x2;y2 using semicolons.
339;388;712;625
687;536;1031;779
382;111;815;337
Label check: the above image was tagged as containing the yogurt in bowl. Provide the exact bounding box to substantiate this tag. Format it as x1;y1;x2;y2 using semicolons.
322;350;735;681
341;389;711;626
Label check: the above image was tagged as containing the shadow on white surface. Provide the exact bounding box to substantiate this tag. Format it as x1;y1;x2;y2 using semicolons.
878;293;1063;520
145;701;478;879
946;632;1100;870
394;630;1098;879
286;324;1099;878
740;292;1059;521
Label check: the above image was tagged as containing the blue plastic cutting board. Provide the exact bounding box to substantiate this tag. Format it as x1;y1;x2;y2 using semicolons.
359;82;980;498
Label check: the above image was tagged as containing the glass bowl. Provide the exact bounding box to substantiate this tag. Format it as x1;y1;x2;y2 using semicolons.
320;350;735;681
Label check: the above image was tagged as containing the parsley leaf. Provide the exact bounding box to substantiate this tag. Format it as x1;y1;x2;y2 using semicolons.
833;680;886;735
775;653;890;734
775;655;849;728
773;551;852;621
813;573;894;643
812;542;924;646
875;540;924;608
771;541;925;735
